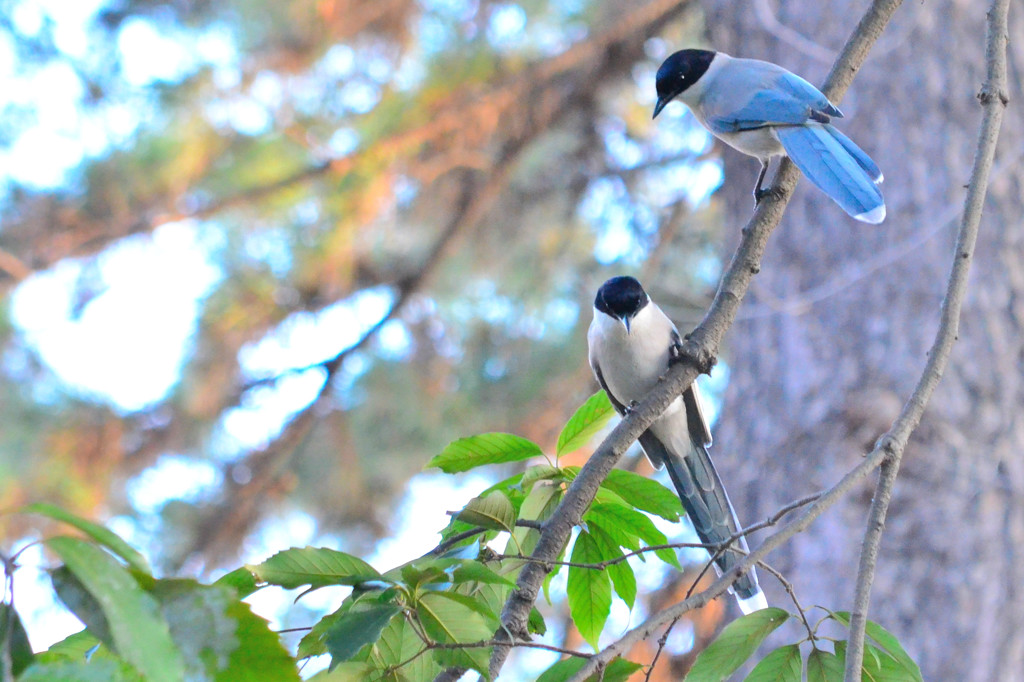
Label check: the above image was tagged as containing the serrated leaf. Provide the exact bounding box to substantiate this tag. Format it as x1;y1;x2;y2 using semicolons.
831;613;922;681
455;490;516;533
415;592;492;677
585;503;679;568
149;580;238;680
557;391;615;457
25;503;151;575
537;656;642;682
583;507;640;553
355;610;440;681
217;599;301;681
600;469;684;522
435;591;499;628
521;464;564;490
807;648;844;682
427;433;543;473
451;560;515;587
567;531;611;651
248;547;380;589
46;536;185;682
588;525;636;609
325;604;402;665
861;644;916;682
38;630;104;663
213;567;260;598
510;482;561;560
744;644;801;681
686;607;790;681
298;605;349;659
439;473;523;543
0;603;34;676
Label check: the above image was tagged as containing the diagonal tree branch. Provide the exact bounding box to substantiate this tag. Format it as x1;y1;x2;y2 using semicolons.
843;0;1010;677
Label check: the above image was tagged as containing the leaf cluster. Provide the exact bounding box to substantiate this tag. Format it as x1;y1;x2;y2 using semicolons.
3;393;923;681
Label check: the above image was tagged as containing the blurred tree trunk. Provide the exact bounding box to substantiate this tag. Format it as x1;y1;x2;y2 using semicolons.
696;1;1024;679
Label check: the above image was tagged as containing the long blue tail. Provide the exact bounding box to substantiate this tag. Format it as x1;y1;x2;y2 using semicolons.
638;431;767;613
776;123;885;223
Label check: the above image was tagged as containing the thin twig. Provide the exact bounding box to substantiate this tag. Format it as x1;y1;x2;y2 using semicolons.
842;0;1010;677
644;616;681;682
758;561;815;644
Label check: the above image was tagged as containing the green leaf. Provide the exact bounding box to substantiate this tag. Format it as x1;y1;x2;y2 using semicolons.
521;464;564;490
510;482;561;560
38;630;104;663
537;656;642;682
528;606;547;636
455;490;516;533
588;525;636;609
248;547;381;589
686;607;790;681
583;506;640;553
25;503;151;575
355;611;440;681
46;536;186;682
860;644;916;682
18;659;144;681
214;567;260;598
149;580;239;680
298;605;349;659
426;432;543;473
451;560;515;588
0;603;34;676
439;473;523;543
325;604;402;665
566;531;611;651
307;662;379;681
599;469;684;522
399;561;450;589
744;644;801;681
557;391;615;457
415;592;492;677
807;648;844;682
51;566;114;646
585;503;679;568
830;613;922;681
216;598;301;681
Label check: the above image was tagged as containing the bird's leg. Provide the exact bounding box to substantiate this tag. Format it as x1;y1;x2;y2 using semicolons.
752;159;771;207
669;337;685;363
622;400;641;415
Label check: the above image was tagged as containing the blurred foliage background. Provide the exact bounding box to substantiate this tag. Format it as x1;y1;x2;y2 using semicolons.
3;0;1022;679
0;0;721;569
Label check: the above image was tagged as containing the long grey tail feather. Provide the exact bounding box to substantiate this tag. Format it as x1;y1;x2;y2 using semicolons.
639;431;762;602
776;123;885;223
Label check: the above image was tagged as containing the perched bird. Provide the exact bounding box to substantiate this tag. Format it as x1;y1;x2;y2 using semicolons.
588;276;767;614
653;49;885;223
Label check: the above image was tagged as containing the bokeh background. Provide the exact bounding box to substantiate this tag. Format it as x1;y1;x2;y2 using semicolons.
1;0;1022;680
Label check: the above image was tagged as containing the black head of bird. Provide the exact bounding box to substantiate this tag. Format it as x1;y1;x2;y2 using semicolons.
595;276;649;333
653;48;716;118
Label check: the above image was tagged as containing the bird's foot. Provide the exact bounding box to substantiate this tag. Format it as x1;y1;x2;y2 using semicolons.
669;339;685;364
753;186;783;208
623;400;640;415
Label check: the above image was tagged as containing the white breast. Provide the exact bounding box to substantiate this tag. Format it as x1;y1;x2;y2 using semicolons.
588;304;685;420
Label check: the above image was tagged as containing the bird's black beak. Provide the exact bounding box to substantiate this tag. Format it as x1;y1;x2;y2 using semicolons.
619;316;631;334
652;96;668;119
